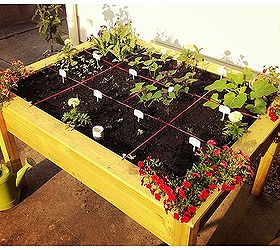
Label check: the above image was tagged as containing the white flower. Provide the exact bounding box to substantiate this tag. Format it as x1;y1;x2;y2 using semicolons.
68;98;80;108
64;38;73;46
229;111;243;123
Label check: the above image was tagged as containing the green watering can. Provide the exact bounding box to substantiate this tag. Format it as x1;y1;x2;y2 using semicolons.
0;158;36;211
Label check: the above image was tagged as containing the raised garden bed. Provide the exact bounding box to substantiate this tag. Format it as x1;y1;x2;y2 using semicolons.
1;37;279;245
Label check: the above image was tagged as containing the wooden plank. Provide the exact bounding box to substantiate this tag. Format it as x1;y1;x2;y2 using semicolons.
0;109;22;173
251;138;280;196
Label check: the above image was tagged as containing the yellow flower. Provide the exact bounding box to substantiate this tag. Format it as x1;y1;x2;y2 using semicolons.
229;111;243;123
68;97;80;108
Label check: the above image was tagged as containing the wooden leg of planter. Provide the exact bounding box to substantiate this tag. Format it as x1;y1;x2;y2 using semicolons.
0;110;24;184
251;135;280;197
171;220;200;246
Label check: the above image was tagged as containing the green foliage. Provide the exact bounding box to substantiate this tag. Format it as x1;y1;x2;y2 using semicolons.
91;20;137;61
177;45;204;69
223;121;248;141
62;107;91;129
204;67;277;114
33;4;64;52
58;39;78;67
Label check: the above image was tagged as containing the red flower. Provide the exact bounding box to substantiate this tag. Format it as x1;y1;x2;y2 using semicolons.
221;183;227;192
213;148;221;157
268;108;278;122
154;193;161;201
205;171;212;177
222;145;231;151
207;140;217;146
156;179;164;185
146;184;152;189
173;213;180;220
226;185;235;191
181;215;191;223
209;184;217;190
179;188;186;198
146;156;151;161
220;160;228;169
152;175;159;183
138;161;144;168
150;189;155;195
182;181;191;189
188;205;196;214
192;172;201;179
212;165;217;172
139;169;144;175
168;192;177;201
233;176;242;185
199;189;209;201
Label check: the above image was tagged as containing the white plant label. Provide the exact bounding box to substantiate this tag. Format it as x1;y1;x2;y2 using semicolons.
134;109;144;122
93;90;102;102
168;87;174;93
219;105;231;121
129;68;137;80
217;67;227;79
92;52;101;67
59;69;66;83
189;137;201;152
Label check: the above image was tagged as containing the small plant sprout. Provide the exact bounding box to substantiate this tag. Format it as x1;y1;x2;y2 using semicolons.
62;98;91;129
137;129;145;136
223;111;248;141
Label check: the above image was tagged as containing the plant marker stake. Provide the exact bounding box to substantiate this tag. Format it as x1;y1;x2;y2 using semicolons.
59;69;66;83
93;90;102;102
219;105;231;121
92;52;101;68
189;137;201;152
217;67;227;80
134;109;144;122
168;87;174;93
129;68;137;80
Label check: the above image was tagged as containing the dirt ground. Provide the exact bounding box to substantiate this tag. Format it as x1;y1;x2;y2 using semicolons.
0;13;280;246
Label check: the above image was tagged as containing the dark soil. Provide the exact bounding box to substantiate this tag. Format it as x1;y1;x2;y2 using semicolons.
14;47;258;177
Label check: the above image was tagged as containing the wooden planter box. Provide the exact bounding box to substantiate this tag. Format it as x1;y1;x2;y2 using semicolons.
0;40;279;245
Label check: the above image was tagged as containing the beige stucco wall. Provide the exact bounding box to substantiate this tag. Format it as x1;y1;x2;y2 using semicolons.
70;3;280;72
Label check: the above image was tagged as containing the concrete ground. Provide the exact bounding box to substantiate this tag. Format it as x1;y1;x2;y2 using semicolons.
0;18;280;246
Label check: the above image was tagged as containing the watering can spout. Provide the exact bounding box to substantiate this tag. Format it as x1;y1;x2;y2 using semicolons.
15;158;36;187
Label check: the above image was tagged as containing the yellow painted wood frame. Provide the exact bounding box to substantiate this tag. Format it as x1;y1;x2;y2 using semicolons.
0;40;279;245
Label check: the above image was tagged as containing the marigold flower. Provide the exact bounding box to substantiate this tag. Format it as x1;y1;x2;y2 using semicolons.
229;111;243;123
233;176;242;185
226;185;235;191
192;172;201;179
68;97;80;108
152;175;159;183
205;171;212;177
220;160;228;169
221;183;227;192
146;184;152;189
213;148;221;157
179;188;186;199
212;165;217;172
168;192;177;201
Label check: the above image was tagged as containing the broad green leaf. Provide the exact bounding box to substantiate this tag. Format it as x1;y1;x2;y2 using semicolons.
145;84;157;91
245;98;267;114
203;93;221;109
204;79;234;92
152;90;162;99
250;78;277;99
174;84;182;92
130;82;144;94
156;74;165;81
224;92;247;108
169;92;176;99
183;87;189;93
143;59;153;66
227;72;244;85
243;67;254;81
